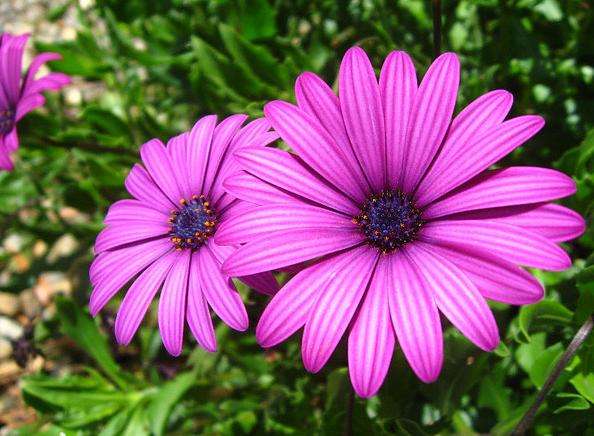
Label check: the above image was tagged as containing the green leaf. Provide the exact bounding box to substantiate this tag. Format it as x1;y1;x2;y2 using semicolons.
554;393;591;413
529;343;563;388
570;372;594;403
518;300;573;341
148;372;196;435
55;296;130;388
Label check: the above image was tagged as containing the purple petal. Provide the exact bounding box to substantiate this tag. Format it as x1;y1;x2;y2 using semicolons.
89;238;172;315
125;164;174;211
256;251;353;347
416;90;513;203
428;243;543;305
302;246;378;372
387;251;443;383
380;51;417;188
140;139;183;204
15;94;45;121
22;52;61;92
222;228;364;277
339;47;386;191
264;100;367;202
22;72;70;96
104;199;169;224
214;204;353;245
421;220;571;271
234;147;358;215
348;257;395;397
457;203;585;243
0;34;28;104
423;167;576;219
167;133;192;199
114;250;179;345
295;72;370;192
407;243;500;351
2;127;19;152
187;115;217;193
400;53;460;193
223;170;301;206
187;253;217;351
158;250;190;356
206;238;279;296
203;114;248;198
94;222;169;253
416;115;545;205
197;247;248;331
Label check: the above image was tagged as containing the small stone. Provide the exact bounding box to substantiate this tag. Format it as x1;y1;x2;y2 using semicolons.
0;337;12;360
0;316;23;341
47;234;80;264
33;272;72;305
0;292;20;316
0;360;20;383
19;290;42;319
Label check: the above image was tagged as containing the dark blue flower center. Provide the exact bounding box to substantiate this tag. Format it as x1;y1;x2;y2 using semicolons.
354;190;423;253
169;195;216;250
0;109;15;134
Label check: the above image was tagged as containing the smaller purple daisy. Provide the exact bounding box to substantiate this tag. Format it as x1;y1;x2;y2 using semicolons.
0;33;70;171
89;115;279;355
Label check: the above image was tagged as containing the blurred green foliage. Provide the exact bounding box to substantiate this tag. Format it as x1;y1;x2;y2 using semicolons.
1;0;594;434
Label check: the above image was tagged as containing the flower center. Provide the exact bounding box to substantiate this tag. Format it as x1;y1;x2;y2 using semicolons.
353;190;423;253
0;109;15;134
169;195;216;250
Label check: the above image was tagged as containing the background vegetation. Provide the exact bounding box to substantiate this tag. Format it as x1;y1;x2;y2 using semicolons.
1;0;594;434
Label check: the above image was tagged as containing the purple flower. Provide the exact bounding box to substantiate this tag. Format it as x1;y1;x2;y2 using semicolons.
0;33;70;171
219;47;585;397
89;115;279;355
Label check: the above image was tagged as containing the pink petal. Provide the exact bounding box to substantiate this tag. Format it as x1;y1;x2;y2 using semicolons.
423;167;577;219
187;115;217;193
140;139;183;204
457;203;586;243
348;257;395;397
22;52;61;92
416;90;513;203
302;246;378;372
223;170;301;206
428;243;543;305
264;100;367;202
23;72;70;96
295;71;370;193
379;51;417;188
114;250;179;345
15;94;45;121
387;251;443;383
89;238;172;315
421;220;571;271
407;243;500;351
158;250;190;356
256;251;354;347
222;228;364;277
104;199;169;224
203;114;248;196
234;147;358;215
417;115;545;205
214;204;353;245
187;252;217;351
339;47;386;191
125;164;174;211
401;53;460;193
167;133;192;199
94;222;169;254
0;34;28;104
197;247;248;331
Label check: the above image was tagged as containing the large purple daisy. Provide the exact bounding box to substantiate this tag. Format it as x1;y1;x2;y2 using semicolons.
89;115;279;355
219;47;585;397
0;32;70;171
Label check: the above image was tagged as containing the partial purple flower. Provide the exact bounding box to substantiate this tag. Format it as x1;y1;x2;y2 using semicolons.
89;115;279;355
219;47;585;397
0;33;70;171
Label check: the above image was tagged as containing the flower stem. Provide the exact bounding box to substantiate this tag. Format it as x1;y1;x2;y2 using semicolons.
344;387;354;436
512;315;594;435
432;0;442;57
